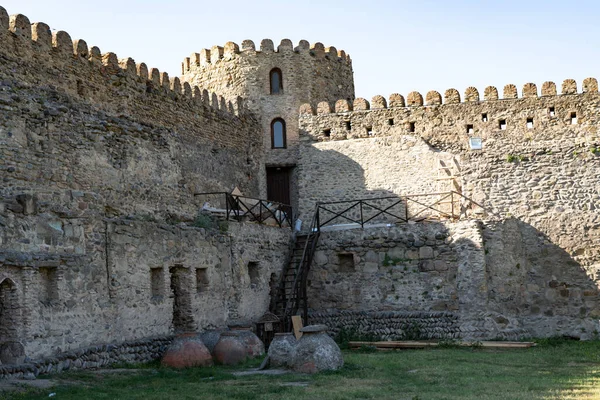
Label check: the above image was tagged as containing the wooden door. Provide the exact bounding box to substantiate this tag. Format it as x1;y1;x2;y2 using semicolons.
266;167;291;206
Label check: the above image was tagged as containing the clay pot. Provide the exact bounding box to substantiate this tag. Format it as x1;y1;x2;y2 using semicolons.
161;333;213;369
292;325;343;373
213;332;247;365
200;330;224;355
268;332;297;368
230;327;265;358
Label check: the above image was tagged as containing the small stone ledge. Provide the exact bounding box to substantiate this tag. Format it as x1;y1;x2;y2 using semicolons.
0;336;174;380
0;251;83;268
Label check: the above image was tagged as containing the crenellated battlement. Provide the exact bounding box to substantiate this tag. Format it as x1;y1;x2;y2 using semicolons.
300;78;598;116
0;8;248;118
181;38;351;74
298;76;600;153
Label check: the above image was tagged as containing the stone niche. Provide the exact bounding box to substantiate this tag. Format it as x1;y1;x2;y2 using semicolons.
169;265;195;333
0;278;21;344
0;277;25;364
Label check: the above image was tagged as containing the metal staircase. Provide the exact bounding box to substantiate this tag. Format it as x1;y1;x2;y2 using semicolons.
271;209;320;331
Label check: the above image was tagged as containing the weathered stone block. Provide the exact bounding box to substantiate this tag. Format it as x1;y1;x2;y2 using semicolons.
419;246;434;259
419;261;434;272
363;262;379;273
434;260;448;271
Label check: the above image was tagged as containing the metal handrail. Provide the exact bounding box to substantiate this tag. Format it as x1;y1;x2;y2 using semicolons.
314;191;490;230
282;204;321;329
193;192;293;229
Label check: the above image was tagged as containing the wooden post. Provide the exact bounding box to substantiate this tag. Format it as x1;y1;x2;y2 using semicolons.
291;315;303;340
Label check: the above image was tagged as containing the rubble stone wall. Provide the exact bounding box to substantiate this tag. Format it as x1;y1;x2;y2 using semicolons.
297;134;456;221
309;310;460;341
307;220;600;340
0;9;292;366
0;206;291;361
0;336;173;380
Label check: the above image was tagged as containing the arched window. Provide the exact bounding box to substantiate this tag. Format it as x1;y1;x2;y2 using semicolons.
270;68;283;94
271;119;286;149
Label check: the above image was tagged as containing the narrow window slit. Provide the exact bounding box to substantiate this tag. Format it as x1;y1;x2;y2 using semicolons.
248;262;260;286
527;118;534;129
271;119;286;148
269;68;283;94
570;112;577;125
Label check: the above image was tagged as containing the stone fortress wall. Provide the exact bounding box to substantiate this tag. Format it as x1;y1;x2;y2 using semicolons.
297;81;600;340
1;1;600;374
0;7;292;366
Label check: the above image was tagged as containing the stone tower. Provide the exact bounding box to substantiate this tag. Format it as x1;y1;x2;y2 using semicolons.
181;38;355;211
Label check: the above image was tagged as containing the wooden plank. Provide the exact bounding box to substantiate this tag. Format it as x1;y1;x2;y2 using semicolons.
291;316;303;340
348;341;536;350
474;341;536;348
349;341;438;349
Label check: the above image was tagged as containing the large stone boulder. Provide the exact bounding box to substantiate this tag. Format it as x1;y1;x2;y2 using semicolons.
161;333;213;369
292;325;343;373
0;341;25;365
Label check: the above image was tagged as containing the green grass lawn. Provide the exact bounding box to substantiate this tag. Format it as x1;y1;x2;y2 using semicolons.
3;340;600;400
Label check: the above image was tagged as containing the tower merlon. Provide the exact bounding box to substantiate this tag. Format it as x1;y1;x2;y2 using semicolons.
181;38;352;73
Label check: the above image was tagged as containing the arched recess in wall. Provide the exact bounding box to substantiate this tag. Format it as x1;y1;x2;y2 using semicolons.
270;68;283;94
0;278;20;343
271;118;287;149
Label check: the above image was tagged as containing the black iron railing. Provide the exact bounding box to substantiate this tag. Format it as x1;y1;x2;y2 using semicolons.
194;192;293;228
314;191;486;230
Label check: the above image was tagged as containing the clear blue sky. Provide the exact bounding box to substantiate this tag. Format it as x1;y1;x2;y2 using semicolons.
3;0;599;100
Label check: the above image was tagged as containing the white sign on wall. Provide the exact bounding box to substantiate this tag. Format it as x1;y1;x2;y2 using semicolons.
469;137;483;150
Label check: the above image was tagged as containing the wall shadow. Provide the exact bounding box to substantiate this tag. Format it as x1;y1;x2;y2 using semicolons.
298;139;600;340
